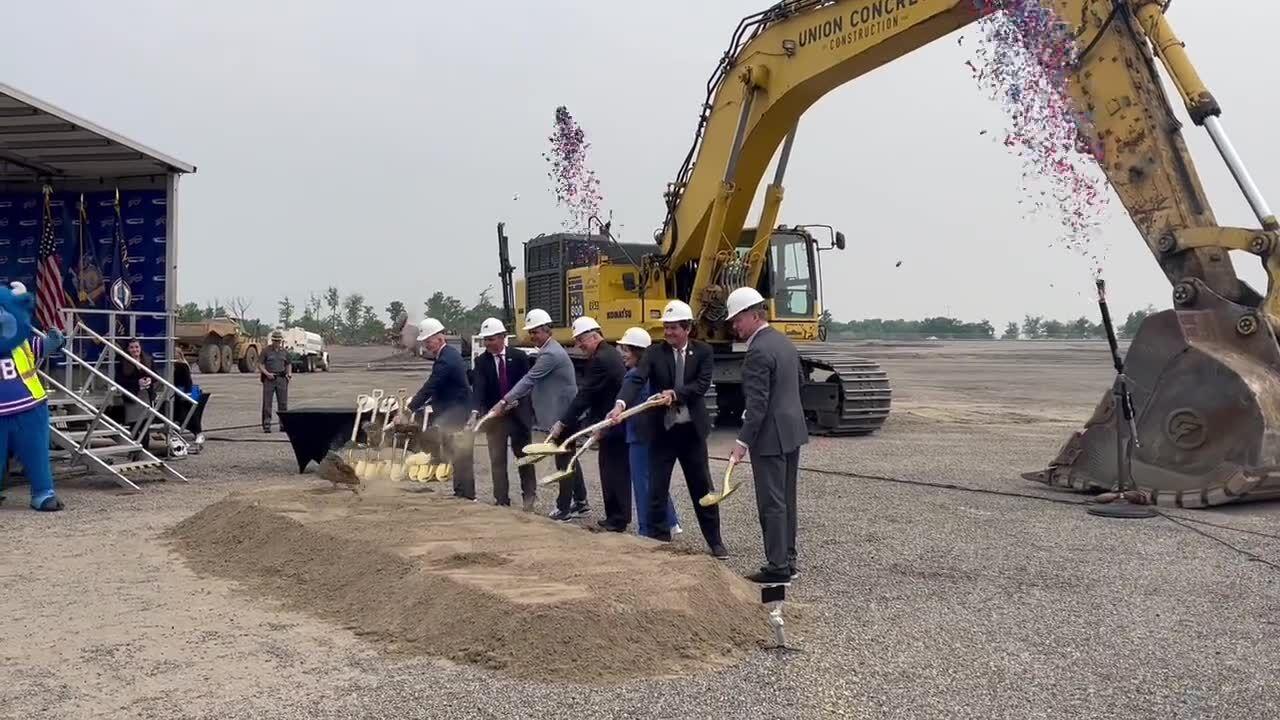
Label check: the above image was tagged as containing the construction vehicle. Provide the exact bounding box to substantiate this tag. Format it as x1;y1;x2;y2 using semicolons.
280;327;330;373
502;223;875;430
176;317;264;374
502;1;1280;506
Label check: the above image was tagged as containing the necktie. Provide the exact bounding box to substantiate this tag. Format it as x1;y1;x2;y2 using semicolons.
497;354;509;395
667;346;691;428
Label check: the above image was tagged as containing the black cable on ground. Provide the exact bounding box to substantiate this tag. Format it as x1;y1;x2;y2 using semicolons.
703;453;1280;574
188;432;1280;570
706;453;1088;507
1155;512;1280;572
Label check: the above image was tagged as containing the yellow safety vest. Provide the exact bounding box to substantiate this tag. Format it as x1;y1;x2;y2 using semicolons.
11;340;47;402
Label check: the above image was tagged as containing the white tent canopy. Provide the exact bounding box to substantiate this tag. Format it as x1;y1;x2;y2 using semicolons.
0;81;194;184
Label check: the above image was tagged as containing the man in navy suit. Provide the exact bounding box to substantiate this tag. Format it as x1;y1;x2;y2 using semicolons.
609;300;727;559
408;317;474;499
471;317;537;510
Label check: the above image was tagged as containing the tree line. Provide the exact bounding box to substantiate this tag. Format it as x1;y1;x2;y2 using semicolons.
822;305;1159;341
177;287;507;345
180;292;1160;344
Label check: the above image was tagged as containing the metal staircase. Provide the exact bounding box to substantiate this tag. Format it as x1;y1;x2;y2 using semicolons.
29;314;199;492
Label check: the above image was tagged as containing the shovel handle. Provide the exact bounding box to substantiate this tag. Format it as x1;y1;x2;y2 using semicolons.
471;408;499;434
350;394;370;442
540;434;597;485
561;394;669;447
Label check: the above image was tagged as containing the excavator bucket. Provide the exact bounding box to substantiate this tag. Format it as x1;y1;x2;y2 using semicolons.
1024;280;1280;507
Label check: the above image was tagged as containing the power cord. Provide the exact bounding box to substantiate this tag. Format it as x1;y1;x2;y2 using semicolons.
704;453;1280;574
188;427;1280;570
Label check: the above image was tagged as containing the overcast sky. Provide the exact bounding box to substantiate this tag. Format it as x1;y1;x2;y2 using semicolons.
3;1;1276;330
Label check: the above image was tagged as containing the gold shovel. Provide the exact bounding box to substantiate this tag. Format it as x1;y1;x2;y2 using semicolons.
470;407;500;434
518;394;670;469
341;393;372;465
354;389;385;480
699;454;743;507
373;389;407;480
538;433;598;486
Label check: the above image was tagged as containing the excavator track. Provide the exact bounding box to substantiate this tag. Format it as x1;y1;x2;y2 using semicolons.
796;345;892;436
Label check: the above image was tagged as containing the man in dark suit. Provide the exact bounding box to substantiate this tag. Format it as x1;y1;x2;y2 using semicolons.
725;287;808;583
471;317;537;510
609;300;727;559
553;316;629;531
407;317;474;500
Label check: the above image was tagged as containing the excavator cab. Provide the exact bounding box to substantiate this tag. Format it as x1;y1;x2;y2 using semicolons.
738;225;839;342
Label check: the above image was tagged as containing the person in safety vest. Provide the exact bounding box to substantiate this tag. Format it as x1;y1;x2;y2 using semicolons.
0;281;66;511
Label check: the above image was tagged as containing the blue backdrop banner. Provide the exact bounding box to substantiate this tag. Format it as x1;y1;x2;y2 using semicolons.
0;189;168;364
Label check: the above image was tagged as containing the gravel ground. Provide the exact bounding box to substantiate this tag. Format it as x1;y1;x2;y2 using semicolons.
3;341;1278;720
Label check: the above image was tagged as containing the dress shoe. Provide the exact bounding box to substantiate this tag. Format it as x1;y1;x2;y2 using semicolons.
745;569;791;584
710;544;730;560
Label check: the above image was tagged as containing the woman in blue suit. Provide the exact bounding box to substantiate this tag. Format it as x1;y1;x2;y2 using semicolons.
618;327;680;537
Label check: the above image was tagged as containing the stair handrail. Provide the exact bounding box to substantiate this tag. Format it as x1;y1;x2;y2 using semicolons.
72;320;195;405
69;320;198;435
37;370;134;441
32;328;189;437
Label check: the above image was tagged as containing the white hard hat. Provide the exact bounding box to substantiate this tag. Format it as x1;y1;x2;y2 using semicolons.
479;317;506;338
523;308;552;331
8;281;27;296
619;326;651;349
416;317;445;341
571;316;602;338
725;286;767;320
661;300;694;323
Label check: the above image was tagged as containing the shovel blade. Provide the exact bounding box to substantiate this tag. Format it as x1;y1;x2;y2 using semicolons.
539;468;575;486
522;442;566;455
516;453;550;468
698;478;741;507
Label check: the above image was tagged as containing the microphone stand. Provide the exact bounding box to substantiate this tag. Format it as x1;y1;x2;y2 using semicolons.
1087;278;1156;519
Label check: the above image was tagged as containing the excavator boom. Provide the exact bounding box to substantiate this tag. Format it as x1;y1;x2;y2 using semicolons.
647;0;1280;504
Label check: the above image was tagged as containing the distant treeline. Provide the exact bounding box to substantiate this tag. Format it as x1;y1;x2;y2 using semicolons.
179;288;503;346
823;306;1158;341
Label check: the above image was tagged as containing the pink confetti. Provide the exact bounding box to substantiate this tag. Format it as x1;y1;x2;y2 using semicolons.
967;0;1111;278
542;106;605;233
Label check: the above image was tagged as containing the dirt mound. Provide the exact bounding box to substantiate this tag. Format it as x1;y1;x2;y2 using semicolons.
165;487;769;684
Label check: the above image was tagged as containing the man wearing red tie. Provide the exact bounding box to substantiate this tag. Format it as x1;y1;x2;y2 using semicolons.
471;317;537;510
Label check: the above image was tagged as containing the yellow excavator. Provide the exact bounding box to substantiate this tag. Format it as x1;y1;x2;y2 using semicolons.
503;0;1280;506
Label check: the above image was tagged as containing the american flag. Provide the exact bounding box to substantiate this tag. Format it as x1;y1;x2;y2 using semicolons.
35;188;69;331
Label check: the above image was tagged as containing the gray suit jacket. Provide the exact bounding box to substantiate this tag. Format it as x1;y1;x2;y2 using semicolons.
503;339;577;432
737;325;809;456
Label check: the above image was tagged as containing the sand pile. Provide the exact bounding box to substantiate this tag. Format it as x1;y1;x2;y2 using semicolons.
166;486;770;684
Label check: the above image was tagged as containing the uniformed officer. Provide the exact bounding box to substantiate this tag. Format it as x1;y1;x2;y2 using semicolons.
259;329;292;433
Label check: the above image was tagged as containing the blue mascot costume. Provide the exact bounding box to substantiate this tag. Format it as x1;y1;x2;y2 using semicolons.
0;281;65;511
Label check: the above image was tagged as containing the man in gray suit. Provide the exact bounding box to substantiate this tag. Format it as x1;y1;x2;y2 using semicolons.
725;287;808;584
490;308;588;520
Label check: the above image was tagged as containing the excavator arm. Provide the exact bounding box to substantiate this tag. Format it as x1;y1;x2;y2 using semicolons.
654;0;1280;505
657;0;1276;328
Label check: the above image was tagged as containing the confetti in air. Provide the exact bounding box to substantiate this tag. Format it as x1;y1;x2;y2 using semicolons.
965;0;1112;279
542;106;605;233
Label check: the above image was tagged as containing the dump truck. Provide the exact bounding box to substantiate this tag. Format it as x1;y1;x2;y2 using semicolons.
175;317;263;374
